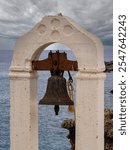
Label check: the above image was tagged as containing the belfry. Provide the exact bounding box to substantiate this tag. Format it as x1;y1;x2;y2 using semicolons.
9;14;105;150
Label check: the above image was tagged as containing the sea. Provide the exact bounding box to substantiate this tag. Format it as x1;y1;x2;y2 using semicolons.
0;49;113;150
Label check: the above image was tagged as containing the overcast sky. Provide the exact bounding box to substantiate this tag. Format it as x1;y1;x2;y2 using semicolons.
0;0;113;50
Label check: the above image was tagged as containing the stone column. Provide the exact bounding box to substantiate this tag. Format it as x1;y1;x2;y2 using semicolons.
9;71;38;150
75;71;105;150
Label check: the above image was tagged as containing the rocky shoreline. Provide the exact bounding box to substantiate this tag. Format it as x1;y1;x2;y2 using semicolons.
105;61;113;72
61;108;113;150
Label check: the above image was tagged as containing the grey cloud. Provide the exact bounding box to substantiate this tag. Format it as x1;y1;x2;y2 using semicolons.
57;0;113;45
0;0;112;46
0;0;58;37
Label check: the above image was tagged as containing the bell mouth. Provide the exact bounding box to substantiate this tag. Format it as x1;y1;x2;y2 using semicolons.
39;98;74;105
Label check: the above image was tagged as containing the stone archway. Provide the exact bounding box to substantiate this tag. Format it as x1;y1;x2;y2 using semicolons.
9;15;105;150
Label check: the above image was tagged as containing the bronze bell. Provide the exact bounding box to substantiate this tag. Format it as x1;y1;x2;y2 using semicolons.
39;75;74;105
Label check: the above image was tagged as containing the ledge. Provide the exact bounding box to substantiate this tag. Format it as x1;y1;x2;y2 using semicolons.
76;71;106;80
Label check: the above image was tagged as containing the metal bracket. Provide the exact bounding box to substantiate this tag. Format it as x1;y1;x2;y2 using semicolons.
32;51;78;71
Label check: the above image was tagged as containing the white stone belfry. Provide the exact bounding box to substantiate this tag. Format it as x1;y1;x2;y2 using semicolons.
9;15;105;150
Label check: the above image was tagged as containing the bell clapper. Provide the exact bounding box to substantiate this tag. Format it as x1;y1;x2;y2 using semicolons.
54;105;60;115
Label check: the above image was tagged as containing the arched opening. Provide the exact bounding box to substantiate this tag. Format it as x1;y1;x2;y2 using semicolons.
36;43;77;149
